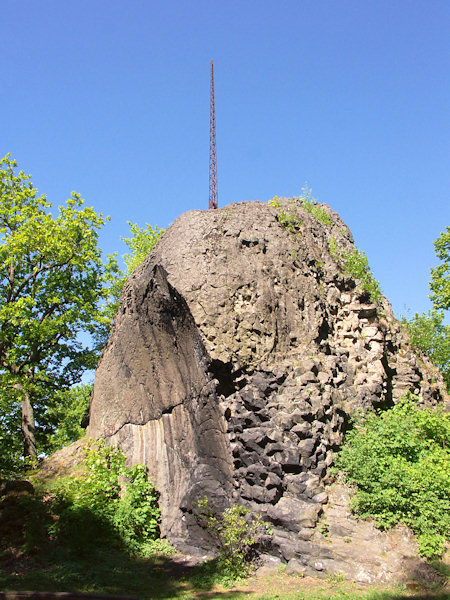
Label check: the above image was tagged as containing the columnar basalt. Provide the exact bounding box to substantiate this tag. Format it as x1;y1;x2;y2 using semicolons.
88;199;446;579
87;264;233;547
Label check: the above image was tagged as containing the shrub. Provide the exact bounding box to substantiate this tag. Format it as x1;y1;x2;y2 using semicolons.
334;396;450;559
341;248;383;305
47;440;160;553
195;497;270;583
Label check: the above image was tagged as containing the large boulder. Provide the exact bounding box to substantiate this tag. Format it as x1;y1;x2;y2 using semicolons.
87;198;447;575
87;263;232;548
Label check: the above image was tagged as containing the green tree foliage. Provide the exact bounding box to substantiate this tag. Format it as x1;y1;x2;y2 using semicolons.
0;387;22;478
122;222;165;275
43;383;92;454
94;222;165;348
430;226;450;311
403;226;449;390
0;155;109;462
335;396;450;559
403;311;450;391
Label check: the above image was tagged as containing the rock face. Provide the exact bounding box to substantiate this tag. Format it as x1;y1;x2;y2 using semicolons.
88;199;446;577
87;264;232;547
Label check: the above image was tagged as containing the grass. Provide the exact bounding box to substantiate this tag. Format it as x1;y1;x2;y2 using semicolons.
1;461;448;600
1;544;187;599
1;545;448;600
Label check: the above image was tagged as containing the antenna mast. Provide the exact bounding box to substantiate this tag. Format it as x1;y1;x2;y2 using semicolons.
209;60;218;209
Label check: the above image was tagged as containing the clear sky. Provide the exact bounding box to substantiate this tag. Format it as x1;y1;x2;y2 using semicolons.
2;0;449;319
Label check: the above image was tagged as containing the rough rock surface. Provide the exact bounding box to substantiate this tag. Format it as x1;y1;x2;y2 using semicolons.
88;264;232;547
88;199;447;574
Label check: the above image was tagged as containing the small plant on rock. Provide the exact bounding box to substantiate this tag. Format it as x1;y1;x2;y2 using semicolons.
328;236;339;259
297;186;332;226
341;248;383;305
268;196;281;209
318;521;330;537
195;496;271;583
327;238;383;306
278;205;302;234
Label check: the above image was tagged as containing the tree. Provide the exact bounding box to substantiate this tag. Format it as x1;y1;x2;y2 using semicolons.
430;226;450;311
403;226;450;391
403;310;450;391
43;383;92;454
94;222;164;348
0;386;22;477
0;155;109;462
122;222;165;276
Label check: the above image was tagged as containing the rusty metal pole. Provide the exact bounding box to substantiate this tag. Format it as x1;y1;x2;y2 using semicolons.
209;60;218;209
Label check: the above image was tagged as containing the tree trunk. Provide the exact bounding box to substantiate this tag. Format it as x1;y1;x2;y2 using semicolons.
21;390;37;459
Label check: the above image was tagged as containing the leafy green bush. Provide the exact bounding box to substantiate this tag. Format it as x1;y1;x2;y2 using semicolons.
14;440;161;557
54;440;160;552
334;396;450;559
341;248;383;305
195;497;270;584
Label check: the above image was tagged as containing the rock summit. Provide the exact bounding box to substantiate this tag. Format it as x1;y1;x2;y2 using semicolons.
87;199;446;581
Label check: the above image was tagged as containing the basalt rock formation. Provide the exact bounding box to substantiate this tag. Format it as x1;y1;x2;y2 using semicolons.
87;199;446;581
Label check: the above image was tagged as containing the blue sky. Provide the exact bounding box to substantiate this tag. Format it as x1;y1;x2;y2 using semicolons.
2;0;449;319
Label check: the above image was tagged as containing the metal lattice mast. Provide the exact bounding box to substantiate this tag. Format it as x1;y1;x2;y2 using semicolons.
209;60;218;209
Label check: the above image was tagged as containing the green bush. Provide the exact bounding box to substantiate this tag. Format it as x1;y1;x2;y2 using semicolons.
195;497;270;584
31;440;161;554
334;396;450;559
341;248;383;305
